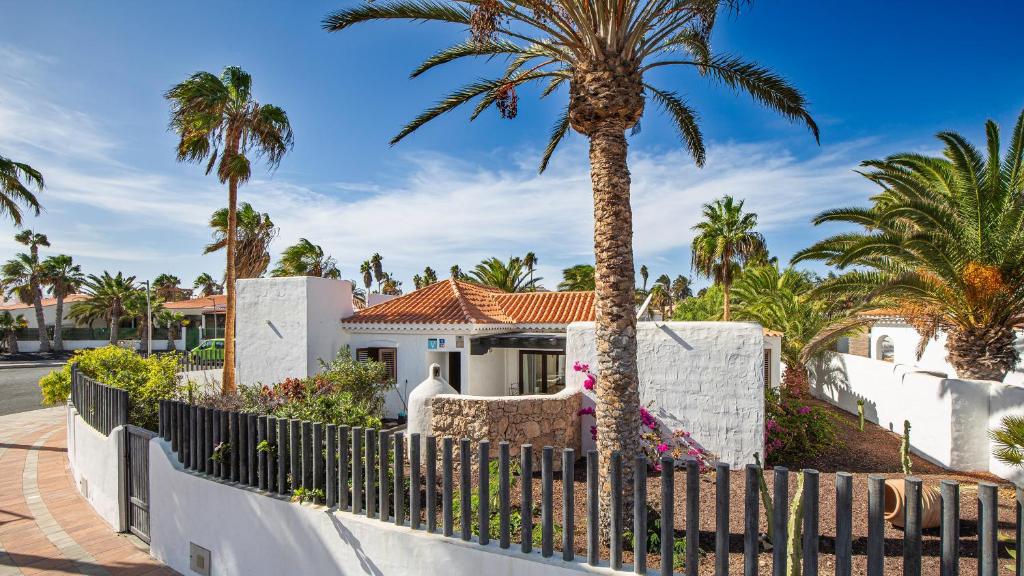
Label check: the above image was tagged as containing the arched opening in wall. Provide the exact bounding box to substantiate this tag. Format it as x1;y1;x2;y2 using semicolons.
876;335;895;362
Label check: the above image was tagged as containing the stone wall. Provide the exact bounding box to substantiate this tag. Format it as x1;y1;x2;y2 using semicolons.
430;388;582;468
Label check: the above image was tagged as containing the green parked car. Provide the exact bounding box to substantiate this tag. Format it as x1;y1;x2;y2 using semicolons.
189;338;224;361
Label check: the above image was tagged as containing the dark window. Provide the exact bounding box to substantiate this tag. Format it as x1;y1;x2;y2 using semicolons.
356;347;398;381
519;351;565;395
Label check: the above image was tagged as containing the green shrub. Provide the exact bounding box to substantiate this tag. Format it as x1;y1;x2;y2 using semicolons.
39;345;181;431
764;387;837;467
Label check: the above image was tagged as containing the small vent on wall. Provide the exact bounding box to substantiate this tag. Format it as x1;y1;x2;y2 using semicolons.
79;477;89;498
190;542;211;576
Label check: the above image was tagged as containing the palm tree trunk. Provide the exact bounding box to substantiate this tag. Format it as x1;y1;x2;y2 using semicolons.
723;282;732;321
53;292;64;352
946;323;1017;381
223;175;238;394
8;332;18;354
32;283;50;353
589;122;642;524
110;309;120;344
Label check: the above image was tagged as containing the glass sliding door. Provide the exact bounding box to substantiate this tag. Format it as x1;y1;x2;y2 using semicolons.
519;351;566;394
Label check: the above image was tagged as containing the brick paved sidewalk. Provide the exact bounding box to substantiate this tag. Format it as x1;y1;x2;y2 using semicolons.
0;407;176;576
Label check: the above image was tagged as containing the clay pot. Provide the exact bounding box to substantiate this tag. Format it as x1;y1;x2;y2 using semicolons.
884;479;942;528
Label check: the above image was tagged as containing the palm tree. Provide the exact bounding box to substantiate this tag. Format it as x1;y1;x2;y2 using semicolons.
123;290;164;354
652;273;672;318
0;154;43;225
156;309;186;351
423;266;438;285
167;66;294;393
381;273;403;295
731;265;866;393
449;264;463;280
153;274;187;302
0;312;28;354
193;272;222;297
69;272;137;344
469;256;541;292
8;230;50;352
691;195;766;321
370;253;384;291
272;238;341;278
41;255;84;352
794;110;1024;381
671;274;693;301
523;252;538;290
324;0;816;515
360;261;374;293
558;264;595;291
204;203;278;279
639;265;649;292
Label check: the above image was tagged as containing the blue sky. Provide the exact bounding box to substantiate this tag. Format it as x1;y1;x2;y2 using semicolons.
2;1;1022;292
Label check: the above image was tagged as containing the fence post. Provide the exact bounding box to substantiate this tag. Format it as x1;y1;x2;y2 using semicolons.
339;426;350;511
715;461;729;576
561;448;574;562
171;401;181;456
803;469;820;576
634;456;647;574
204;408;213;475
867;475;884;576
979;482;997;576
410;433;421;529
248;414;259;487
744;464;758;576
229;411;240;482
686;459;699;576
379;430;390;522
426;436;437;533
520;444;533;554
940;480;959;576
661;456;674;576
773;467;789;576
442;437;453;537
394;432;405;527
587;450;598;566
541;446;554;557
365;429;376;519
313;422;324;497
903;477;923;576
326;424;337;507
498;441;510;548
276;418;288;493
352;427;364;514
266;416;277;493
836;472;853;576
460;438;471;541
610;451;622;570
478;440;490;545
1016;486;1023;576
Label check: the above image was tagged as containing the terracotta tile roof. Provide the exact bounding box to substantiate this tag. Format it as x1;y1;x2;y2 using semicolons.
343;279;595;325
763;328;783;338
0;294;89;311
164;294;226;312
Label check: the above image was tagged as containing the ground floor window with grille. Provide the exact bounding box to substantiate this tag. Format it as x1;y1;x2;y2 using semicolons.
356;347;397;381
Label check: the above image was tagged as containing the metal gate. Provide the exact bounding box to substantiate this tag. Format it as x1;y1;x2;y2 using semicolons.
124;425;156;543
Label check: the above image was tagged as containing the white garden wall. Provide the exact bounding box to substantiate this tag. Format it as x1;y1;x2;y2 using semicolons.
808;352;1022;479
869;324;1024;386
65;405;124;531
149;438;626;576
566;321;765;469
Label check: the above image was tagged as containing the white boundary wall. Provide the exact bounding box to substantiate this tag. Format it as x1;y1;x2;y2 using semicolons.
808;352;1024;483
65;404;124;530
566;321;765;468
149;438;625;576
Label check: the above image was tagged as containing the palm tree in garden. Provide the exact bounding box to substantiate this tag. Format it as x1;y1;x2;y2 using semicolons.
671;274;693;301
153;274;186;302
41;255;84;352
469;256;541;292
156;309;186;351
422;266;438;285
9;230;50;351
0;312;28;354
167;66;294;394
370;253;384;291
449;264;463;280
731;265;866;393
271;238;341;278
360;261;374;293
558;263;595;291
193;272;222;297
324;0;817;515
653;273;672;318
69;272;137;344
0;154;43;225
794;110;1024;381
205;203;279;279
691;195;765;321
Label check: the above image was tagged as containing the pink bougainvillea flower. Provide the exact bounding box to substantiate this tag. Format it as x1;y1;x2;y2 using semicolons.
590;425;598;440
798;406;812;415
578;407;595;416
583;373;597;390
573;361;590;373
657;443;669;453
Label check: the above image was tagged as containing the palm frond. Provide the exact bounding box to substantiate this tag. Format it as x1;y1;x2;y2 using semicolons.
539;106;570;174
323;0;472;32
645;84;705;166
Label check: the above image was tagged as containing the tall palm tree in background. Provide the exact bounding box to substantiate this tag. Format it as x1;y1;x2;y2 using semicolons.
10;230;50;352
469;256;541;292
691;195;766;321
671;274;693;301
652;273;672;318
324;0;816;515
795;111;1024;381
1;253;42;347
69;272;137;344
167;65;293;393
523;252;538;290
193;272;222;297
0;312;28;354
370;253;384;291
0;154;43;226
422;266;438;285
41;255;84;352
272;238;341;278
123;290;164;354
360;261;373;294
449;264;463;280
205;203;279;279
558;264;595;291
153;273;187;302
731;265;866;392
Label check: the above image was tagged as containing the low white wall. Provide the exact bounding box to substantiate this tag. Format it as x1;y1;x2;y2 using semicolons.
987;381;1024;485
869;324;1024;386
149;438;624;576
65;405;124;531
566;321;765;468
809;352;1011;475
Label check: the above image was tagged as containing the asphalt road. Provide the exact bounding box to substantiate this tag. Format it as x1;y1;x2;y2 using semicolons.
0;362;64;416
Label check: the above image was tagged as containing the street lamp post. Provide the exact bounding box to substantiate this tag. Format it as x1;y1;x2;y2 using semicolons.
143;280;152;357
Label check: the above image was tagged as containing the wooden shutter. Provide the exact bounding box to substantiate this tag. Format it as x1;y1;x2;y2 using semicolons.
378;348;397;381
356;348;371;363
763;349;771;387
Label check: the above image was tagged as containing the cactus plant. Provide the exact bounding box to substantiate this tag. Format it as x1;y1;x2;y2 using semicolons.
901;420;912;475
785;474;805;576
857;400;865;432
753;453;774;544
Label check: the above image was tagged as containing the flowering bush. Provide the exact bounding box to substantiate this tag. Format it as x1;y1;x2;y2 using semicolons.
573;361;715;472
763;386;836;466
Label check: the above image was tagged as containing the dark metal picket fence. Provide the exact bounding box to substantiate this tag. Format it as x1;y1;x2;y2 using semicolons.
70;364;128;435
157;400;1020;576
177;355;224;373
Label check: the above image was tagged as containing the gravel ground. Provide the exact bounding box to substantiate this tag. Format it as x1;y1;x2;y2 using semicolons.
410;398;1015;575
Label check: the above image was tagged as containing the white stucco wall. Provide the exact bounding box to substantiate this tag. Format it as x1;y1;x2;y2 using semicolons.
988;381;1024;485
468;348;509;396
236;277;352;386
65;405;123;531
809;352;1006;473
869;324;1024;385
149;438;630;576
566;321;765;468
